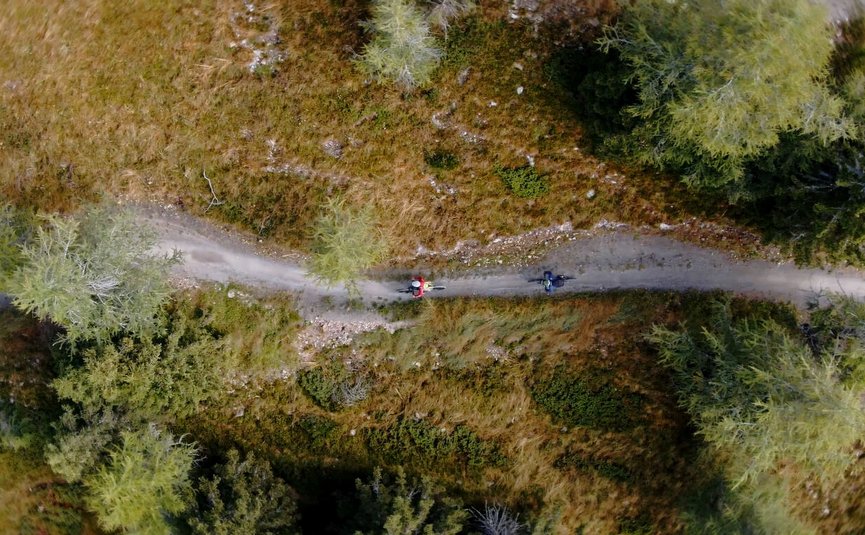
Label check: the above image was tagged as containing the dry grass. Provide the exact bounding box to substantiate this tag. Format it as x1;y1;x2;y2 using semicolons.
183;293;712;533
0;0;700;254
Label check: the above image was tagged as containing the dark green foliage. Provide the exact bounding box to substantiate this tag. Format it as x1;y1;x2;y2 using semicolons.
531;366;643;432
346;467;468;535
45;409;120;483
678;471;760;535
297;368;338;410
618;514;654;535
807;295;865;383
171;285;302;372
0;403;33;452
544;46;636;148
298;414;340;450
297;361;349;411
186;449;299;535
446;364;511;400
424;149;460;170
554;452;633;484
597;0;852;191
735;136;865;265
52;312;228;422
495;165;549;199
366;417;506;471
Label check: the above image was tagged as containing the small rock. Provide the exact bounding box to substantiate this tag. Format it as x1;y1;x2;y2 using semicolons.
516;86;524;95
321;138;343;159
349;429;356;436
227;289;237;299
586;188;596;199
488;100;497;107
457;67;471;86
431;111;450;129
512;61;524;71
659;223;674;231
234;406;245;418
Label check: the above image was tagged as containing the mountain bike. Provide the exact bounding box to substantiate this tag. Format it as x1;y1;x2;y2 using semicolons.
397;279;446;298
528;271;573;292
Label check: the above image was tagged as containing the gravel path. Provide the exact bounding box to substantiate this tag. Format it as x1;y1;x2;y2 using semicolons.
139;208;865;312
825;0;864;23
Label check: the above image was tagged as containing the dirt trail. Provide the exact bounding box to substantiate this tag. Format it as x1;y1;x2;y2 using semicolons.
138;207;865;312
825;0;864;23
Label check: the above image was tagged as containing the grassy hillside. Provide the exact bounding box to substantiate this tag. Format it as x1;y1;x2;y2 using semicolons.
0;0;702;255
3;286;865;532
179;292;778;533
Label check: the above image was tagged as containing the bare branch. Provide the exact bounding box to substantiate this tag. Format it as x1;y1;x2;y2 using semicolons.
203;169;225;213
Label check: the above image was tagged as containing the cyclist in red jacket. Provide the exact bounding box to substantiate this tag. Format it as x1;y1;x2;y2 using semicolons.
410;276;426;298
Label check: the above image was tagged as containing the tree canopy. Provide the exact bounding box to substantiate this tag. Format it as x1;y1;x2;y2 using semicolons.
650;298;865;532
359;0;442;89
309;198;387;295
84;425;196;535
8;204;179;343
599;0;854;190
185;449;298;535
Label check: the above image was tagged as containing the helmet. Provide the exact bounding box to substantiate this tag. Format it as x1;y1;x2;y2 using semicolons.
411;280;421;288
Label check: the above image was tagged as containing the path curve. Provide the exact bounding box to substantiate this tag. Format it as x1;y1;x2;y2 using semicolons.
139;208;865;310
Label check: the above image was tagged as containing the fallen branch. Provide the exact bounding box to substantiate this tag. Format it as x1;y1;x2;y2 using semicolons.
203;169;225;212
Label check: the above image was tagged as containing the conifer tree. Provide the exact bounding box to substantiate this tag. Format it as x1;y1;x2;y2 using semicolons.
84;425;196;535
599;0;854;190
9;204;179;342
359;0;442;89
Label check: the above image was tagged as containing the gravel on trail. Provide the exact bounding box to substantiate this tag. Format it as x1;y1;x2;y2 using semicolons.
138;206;865;314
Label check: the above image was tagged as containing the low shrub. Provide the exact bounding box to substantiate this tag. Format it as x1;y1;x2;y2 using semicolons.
298;415;340;450
531;366;643;432
297;367;344;412
554;452;634;483
176;285;301;372
424;149;460;170
366;417;506;471
495;165;549;199
297;360;368;411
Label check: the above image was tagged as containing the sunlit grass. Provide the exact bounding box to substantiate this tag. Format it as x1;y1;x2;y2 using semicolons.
0;0;697;255
183;293;714;533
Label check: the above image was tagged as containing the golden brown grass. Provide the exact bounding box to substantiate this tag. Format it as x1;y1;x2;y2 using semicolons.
0;0;702;254
184;293;711;533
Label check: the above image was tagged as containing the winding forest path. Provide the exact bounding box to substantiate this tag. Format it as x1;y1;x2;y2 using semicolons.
139;208;865;310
